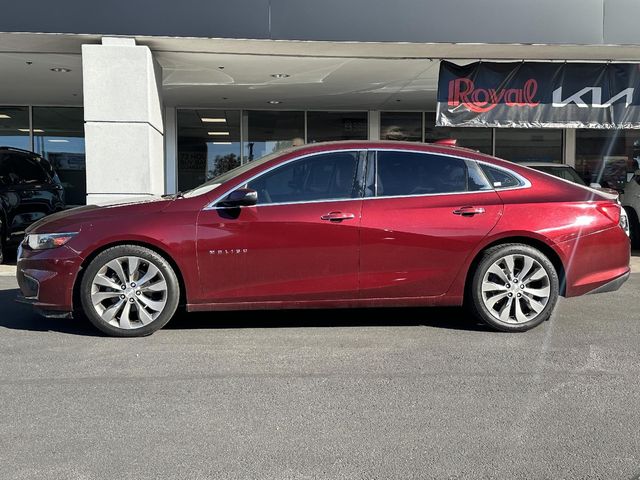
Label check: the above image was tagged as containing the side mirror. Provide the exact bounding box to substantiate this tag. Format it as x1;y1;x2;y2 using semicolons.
217;188;258;208
590;182;602;189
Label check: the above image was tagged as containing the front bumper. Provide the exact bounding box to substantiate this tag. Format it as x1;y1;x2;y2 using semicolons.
15;244;83;316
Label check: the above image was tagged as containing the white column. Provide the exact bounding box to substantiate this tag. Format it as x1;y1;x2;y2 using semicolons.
82;37;164;205
164;107;177;194
368;110;380;140
564;129;576;167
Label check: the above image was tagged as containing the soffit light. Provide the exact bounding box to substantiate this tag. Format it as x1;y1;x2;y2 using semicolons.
271;73;290;78
208;131;230;136
268;100;282;104
201;117;226;123
50;67;71;73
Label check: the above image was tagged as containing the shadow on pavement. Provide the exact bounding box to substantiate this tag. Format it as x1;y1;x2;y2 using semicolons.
0;287;491;336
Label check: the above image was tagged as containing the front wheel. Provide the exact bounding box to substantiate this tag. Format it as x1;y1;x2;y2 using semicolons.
468;244;559;332
80;245;180;337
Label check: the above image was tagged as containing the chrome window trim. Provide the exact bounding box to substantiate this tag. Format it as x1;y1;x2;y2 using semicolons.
204;148;363;210
204;147;531;210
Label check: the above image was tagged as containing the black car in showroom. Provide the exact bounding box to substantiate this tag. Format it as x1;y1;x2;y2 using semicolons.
0;147;65;263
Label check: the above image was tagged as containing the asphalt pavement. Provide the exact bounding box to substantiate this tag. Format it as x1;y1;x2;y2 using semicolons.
1;269;640;479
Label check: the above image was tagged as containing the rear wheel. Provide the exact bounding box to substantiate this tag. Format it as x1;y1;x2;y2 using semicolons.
80;245;180;337
469;244;559;332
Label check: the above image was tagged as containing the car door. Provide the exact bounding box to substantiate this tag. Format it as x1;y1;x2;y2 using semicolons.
196;150;365;303
359;149;503;299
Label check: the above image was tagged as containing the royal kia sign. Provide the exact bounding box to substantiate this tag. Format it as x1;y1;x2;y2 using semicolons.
436;61;640;129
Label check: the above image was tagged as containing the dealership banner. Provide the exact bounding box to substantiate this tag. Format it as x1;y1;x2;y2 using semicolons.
436;61;640;129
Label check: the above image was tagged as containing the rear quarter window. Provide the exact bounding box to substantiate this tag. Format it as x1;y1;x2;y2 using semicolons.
480;164;523;189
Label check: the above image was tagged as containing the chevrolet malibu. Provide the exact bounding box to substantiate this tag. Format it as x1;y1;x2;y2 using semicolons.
16;141;630;336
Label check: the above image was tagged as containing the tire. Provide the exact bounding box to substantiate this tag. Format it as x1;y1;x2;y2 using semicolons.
80;245;180;337
625;207;640;250
468;243;559;332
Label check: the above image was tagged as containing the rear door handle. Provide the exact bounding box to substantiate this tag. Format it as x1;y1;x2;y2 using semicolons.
320;211;355;222
453;206;486;216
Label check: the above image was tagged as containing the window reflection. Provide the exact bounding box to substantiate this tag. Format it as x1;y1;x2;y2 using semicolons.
0;106;30;150
575;129;640;191
307;111;367;143
380;112;422;142
494;129;563;163
244;111;305;162
177;109;241;191
424;112;492;154
33;107;86;206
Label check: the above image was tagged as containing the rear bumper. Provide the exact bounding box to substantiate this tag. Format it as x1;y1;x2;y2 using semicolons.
585;270;630;295
15;244;82;315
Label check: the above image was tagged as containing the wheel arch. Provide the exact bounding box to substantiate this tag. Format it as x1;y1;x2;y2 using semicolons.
464;235;567;298
72;240;188;313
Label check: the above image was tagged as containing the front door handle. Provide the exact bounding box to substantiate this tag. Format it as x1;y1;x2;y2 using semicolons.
320;211;355;222
453;206;486;216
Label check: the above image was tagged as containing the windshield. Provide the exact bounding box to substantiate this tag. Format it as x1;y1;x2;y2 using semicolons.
182;149;293;198
531;165;586;186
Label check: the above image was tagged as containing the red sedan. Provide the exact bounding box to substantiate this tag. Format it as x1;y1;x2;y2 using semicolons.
16;141;630;336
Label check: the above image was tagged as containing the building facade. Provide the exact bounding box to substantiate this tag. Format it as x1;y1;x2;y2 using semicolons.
0;0;639;204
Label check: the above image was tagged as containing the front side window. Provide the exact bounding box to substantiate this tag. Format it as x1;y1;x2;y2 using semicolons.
248;152;359;205
375;151;491;197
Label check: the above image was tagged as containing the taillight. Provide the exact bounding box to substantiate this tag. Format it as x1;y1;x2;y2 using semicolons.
597;203;621;225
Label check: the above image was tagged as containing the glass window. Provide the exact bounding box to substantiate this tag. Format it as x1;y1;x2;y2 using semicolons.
247;152;359;205
424;113;492;154
0;106;30;150
575;129;640;191
376;151;487;196
480;165;522;189
307;111;367;143
245;111;305;162
177;109;241;191
528;165;586;186
494;129;563;163
0;152;48;184
33;107;86;206
380;112;422;142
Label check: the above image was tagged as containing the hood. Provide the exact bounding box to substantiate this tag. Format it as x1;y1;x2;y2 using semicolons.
27;197;172;234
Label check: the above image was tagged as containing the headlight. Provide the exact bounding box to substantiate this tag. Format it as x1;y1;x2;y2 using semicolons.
26;232;78;250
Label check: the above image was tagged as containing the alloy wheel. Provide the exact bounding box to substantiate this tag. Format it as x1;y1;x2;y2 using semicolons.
90;256;168;330
480;253;551;324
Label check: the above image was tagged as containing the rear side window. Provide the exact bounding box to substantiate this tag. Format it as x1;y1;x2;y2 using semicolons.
375;151;491;197
480;164;523;189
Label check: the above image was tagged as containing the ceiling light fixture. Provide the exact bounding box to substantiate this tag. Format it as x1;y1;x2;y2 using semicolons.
208;131;230;136
0;114;11;119
201;118;226;123
271;73;290;78
18;128;44;133
212;142;232;145
268;100;282;104
50;67;71;73
48;139;70;143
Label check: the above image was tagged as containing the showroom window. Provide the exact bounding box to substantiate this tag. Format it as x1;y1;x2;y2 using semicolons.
0;106;30;150
244;110;305;162
494;129;563;163
575;129;640;191
177;109;241;191
33;107;86;206
380;112;422;142
424;112;493;154
307;111;368;143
